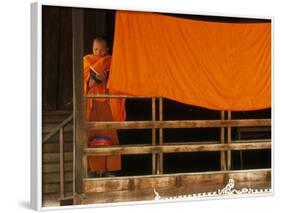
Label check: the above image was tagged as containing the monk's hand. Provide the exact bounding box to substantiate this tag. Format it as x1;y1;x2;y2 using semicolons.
96;71;107;82
88;78;96;88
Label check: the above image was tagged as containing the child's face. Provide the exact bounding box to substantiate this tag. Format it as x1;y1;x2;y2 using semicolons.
92;41;108;57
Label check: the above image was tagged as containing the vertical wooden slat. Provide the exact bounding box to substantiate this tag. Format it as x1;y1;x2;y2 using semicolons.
227;111;232;170
59;127;65;199
83;154;88;178
158;97;163;174
238;130;244;169
72;8;85;198
220;111;226;170
152;98;157;174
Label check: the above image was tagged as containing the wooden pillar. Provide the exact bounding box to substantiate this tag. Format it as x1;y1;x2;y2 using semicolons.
227;111;232;170
152;98;157;174
238;130;244;169
220;111;226;170
158;97;163;174
72;8;86;199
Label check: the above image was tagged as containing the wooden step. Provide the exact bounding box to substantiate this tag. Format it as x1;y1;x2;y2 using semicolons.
43;162;73;173
42;132;73;142
59;196;74;206
42;122;73;134
43;111;72;123
42;192;73;207
43;116;72;123
43;111;72;116
42;111;74;205
43;182;73;194
43;152;73;164
43;171;73;184
43;142;73;153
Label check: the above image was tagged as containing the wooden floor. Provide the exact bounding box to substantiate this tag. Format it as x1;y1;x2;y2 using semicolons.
81;181;271;205
42;168;271;207
80;169;271;205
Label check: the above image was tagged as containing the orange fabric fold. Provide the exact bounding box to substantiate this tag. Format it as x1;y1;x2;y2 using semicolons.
108;11;271;111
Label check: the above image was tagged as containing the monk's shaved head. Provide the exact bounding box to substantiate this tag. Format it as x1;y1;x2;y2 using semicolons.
92;37;108;47
92;37;109;57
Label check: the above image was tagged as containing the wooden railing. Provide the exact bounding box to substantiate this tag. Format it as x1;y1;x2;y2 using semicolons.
83;94;271;177
43;114;73;200
43;114;73;142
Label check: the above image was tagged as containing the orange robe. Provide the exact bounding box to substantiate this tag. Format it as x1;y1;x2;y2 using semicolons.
83;54;126;175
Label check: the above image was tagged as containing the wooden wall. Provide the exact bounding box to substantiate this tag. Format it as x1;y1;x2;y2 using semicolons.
42;6;115;111
42;6;72;110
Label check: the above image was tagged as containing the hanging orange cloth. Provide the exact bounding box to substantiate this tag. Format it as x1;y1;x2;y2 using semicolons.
108;11;271;111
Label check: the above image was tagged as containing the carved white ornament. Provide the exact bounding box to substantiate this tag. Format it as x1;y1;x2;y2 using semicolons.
154;179;272;201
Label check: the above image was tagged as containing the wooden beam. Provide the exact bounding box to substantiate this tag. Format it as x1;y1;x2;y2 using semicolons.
43;114;73;142
43;182;73;194
220;111;226;170
43;152;73;163
43;162;73;173
85;119;271;130
227;169;271;182
82;178;271;204
227;111;232;170
152;98;157;174
83;168;271;193
84;179;130;193
85;94;153;99
43;171;73;184
158;97;163;174
84;140;271;156
72;8;85;198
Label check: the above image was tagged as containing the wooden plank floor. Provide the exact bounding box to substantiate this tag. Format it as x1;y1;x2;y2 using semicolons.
81;169;271;205
81;180;271;205
42;169;271;207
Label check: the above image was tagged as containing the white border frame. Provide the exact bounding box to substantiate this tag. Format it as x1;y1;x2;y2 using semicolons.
31;2;42;210
30;0;274;211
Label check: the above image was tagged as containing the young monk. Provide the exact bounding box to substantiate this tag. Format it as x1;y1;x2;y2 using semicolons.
83;37;126;177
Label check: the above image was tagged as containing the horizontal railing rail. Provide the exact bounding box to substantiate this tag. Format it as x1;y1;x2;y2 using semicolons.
85;119;271;130
84;140;271;156
43;114;73;143
42;113;74;201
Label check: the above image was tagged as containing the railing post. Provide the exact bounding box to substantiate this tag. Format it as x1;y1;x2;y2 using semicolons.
220;111;226;170
59;127;65;199
72;7;85;200
152;98;157;174
227;111;232;170
238;130;244;169
158;97;163;174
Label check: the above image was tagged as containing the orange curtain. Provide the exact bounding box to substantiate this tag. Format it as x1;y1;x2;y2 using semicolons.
108;11;271;111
